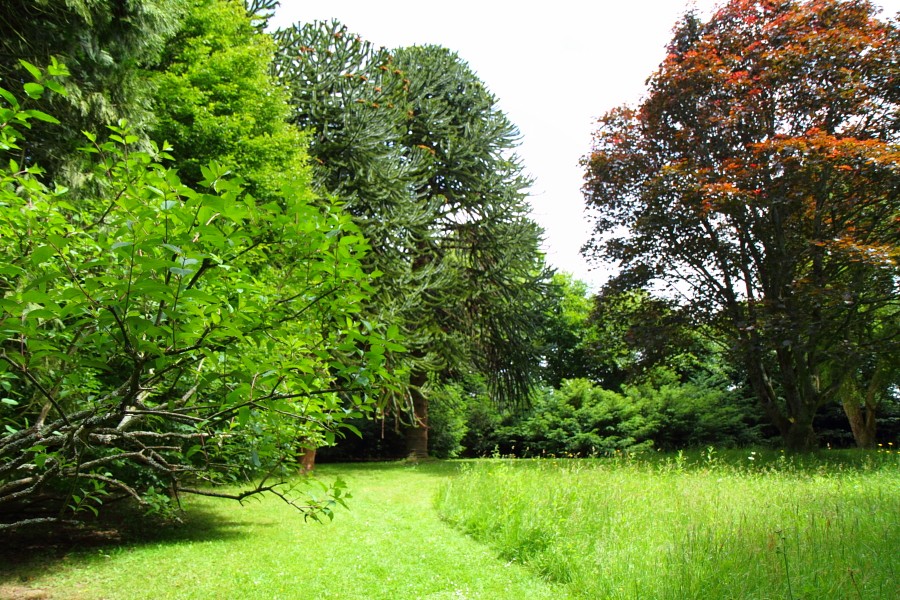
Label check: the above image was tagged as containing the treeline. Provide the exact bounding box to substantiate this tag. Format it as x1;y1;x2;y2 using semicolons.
0;0;547;530
1;0;898;531
321;0;899;463
324;272;899;460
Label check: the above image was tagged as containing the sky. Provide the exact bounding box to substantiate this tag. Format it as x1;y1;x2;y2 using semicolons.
272;0;900;289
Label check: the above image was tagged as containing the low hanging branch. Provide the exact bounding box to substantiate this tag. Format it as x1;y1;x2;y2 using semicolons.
0;57;393;531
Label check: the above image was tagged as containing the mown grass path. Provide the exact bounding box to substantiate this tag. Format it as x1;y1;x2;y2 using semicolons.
1;462;570;600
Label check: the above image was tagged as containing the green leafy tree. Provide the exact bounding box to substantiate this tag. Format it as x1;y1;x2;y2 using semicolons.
146;2;372;469
0;67;388;530
832;296;900;447
540;273;596;388
149;0;307;203
585;287;730;390
582;0;900;450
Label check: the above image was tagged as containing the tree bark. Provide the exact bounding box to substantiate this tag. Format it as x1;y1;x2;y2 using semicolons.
841;375;880;449
299;447;317;474
404;371;429;459
842;400;876;448
783;418;818;452
744;349;819;451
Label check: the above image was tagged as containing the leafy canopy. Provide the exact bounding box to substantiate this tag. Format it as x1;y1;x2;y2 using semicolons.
0;63;390;530
581;0;900;450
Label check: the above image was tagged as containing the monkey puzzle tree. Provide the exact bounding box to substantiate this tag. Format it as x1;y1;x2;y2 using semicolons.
582;0;900;450
274;24;549;457
272;21;436;458
391;45;549;456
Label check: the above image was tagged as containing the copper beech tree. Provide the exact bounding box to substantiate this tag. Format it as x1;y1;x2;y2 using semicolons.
582;0;899;450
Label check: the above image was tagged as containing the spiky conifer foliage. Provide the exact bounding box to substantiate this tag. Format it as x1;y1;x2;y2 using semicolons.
273;23;550;455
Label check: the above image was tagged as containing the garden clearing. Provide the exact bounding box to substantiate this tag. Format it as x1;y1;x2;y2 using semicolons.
2;451;898;599
0;462;570;600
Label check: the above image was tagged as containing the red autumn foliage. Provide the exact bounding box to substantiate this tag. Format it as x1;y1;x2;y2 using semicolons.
582;0;899;450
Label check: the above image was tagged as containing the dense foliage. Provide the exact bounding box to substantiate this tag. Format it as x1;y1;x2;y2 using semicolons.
149;0;307;203
0;0;182;182
0;4;393;530
273;23;550;457
494;377;761;456
582;0;900;450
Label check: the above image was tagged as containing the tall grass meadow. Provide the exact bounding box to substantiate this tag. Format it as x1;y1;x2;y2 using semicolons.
436;448;900;599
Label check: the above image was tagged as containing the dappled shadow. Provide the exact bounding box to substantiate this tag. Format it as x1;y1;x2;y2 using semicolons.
314;459;469;480
0;502;258;579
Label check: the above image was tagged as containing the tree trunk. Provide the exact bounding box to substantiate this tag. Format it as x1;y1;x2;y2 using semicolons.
299;446;317;474
745;351;819;451
404;371;429;459
841;375;879;449
783;419;817;452
843;400;876;448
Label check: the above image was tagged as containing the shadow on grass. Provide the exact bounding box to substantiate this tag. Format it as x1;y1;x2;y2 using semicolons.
314;458;468;480
0;501;257;580
316;450;900;478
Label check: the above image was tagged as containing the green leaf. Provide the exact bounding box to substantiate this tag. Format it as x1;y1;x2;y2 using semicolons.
18;60;41;80
44;81;67;96
0;88;18;108
24;109;59;124
23;83;44;99
237;406;250;427
30;245;56;265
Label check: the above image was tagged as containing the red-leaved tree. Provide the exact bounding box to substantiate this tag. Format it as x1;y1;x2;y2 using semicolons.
582;0;900;450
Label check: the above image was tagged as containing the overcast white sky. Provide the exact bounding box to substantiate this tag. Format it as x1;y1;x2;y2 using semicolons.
272;0;900;289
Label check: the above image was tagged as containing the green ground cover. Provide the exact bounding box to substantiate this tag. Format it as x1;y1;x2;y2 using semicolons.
0;463;569;600
3;451;897;599
437;449;900;599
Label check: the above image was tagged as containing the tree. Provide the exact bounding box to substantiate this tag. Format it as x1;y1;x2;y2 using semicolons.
273;24;550;458
0;65;389;530
581;0;900;450
272;21;435;458
0;0;182;181
391;44;549;456
539;273;596;388
832;292;900;447
149;0;307;203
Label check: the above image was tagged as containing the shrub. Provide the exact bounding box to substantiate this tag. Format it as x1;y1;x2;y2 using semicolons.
494;375;761;457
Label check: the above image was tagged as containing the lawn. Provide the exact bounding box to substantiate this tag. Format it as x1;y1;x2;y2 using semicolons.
0;462;569;600
2;450;898;599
